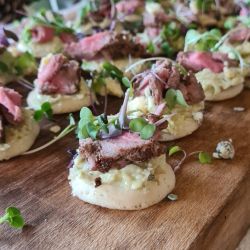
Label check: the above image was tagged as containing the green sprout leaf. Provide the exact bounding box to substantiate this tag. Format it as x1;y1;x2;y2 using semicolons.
165;88;188;110
78;107;95;139
41;102;53;119
80;107;94;120
34;102;53;121
162;22;180;41
14;52;36;76
168;146;182;156
0;207;25;229
198;152;212;164
121;77;130;88
184;28;222;52
129;118;148;132
77;107;113;140
224;16;237;29
129;118;156;140
176;90;188;107
165;88;177;110
86;122;99;139
147;41;155;54
76;4;91;26
140;124;156;140
33;110;43;121
69;114;76;126
161;41;174;57
102;62;124;82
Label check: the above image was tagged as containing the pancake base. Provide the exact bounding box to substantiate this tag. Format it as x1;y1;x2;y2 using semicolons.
0;109;40;161
69;155;176;210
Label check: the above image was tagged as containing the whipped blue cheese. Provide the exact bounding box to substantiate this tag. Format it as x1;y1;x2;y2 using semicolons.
213;139;235;159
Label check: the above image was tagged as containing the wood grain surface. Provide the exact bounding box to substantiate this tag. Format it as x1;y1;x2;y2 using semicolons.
0;88;249;250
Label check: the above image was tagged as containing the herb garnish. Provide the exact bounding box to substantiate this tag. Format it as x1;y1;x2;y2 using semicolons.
184;28;222;52
168;145;212;172
22;9;74;43
23;114;76;155
33;9;74;35
0;207;25;229
34;102;53;122
129;118;156;140
102;62;129;88
77;107;122;140
165;88;188;110
77;91;156;141
14;52;37;76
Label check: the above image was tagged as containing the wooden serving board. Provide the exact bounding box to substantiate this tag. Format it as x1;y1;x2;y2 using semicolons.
0;88;249;250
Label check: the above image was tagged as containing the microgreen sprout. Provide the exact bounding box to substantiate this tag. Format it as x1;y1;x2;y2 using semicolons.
102;62;123;82
165;88;188;110
198;151;212;164
23;114;76;155
77;107;123;140
0;207;25;229
184;28;222;52
33;102;53;122
168;146;212;172
31;10;74;35
167;194;178;201
129;118;156;140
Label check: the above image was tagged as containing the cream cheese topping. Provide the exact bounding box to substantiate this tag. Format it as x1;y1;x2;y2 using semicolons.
0;109;34;151
18;37;63;58
127;92;204;136
69;154;167;190
195;67;245;98
33;79;90;106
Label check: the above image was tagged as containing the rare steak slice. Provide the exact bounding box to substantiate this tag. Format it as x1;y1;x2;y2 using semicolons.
36;54;80;95
0;87;23;143
79;132;166;172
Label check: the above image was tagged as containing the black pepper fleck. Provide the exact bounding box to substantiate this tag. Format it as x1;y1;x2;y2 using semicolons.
95;177;102;188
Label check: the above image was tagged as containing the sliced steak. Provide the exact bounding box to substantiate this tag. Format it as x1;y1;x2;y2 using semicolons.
31;26;55;43
177;51;238;73
133;60;205;105
228;27;250;43
36;54;80;95
79;132;166;172
59;32;77;43
0;87;22;124
64;31;146;60
0;87;23;143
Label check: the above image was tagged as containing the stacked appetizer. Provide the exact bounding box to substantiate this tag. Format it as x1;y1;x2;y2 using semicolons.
27;53;92;114
65;30;146;97
176;28;245;101
0;0;248;210
0;87;39;160
126;59;205;140
18;11;76;58
69;95;175;210
0;27;37;85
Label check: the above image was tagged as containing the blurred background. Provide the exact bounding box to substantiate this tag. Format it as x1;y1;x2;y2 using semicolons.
0;0;83;23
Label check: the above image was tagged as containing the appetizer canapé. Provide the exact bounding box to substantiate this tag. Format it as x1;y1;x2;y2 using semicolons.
27;53;92;114
0;87;39;160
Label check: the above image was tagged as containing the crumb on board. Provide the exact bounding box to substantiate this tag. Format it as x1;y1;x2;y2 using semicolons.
233;107;245;112
49;125;61;134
